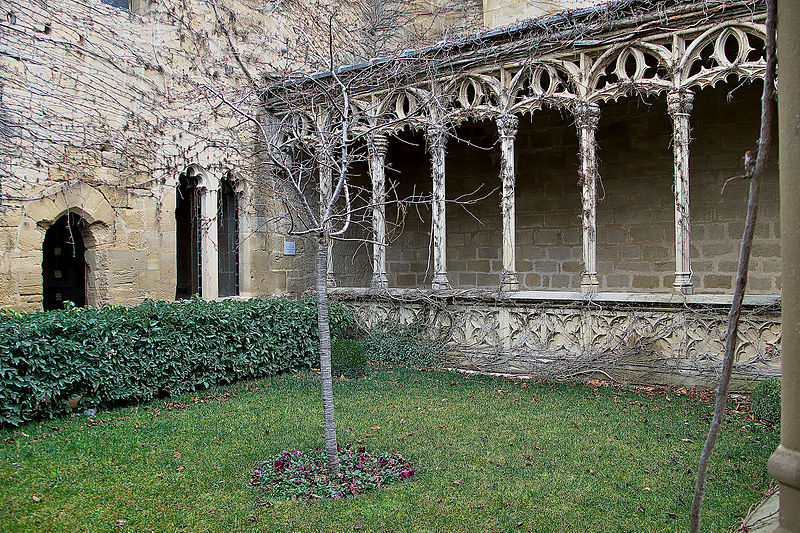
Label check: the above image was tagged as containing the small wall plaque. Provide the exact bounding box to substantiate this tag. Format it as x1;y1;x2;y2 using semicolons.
283;241;296;256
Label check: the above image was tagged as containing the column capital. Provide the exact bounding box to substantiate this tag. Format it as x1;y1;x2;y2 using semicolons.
368;133;389;158
496;114;519;139
574;101;600;129
667;89;695;116
425;124;447;149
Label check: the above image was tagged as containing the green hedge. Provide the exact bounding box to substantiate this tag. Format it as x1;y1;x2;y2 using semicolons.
751;378;781;425
0;297;351;426
331;338;367;378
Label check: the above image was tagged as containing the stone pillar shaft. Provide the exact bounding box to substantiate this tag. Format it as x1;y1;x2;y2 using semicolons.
769;2;800;531
575;102;600;292
427;125;450;289
668;90;695;294
497;114;519;291
199;186;219;299
368;134;389;288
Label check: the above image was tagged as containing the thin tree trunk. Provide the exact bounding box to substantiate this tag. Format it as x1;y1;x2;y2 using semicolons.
316;233;340;476
689;1;776;530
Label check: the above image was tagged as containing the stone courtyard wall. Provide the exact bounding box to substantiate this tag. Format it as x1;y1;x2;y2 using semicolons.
0;0;485;310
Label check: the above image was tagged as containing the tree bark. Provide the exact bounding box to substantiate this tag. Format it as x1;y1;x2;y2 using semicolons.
689;1;776;530
316;233;340;476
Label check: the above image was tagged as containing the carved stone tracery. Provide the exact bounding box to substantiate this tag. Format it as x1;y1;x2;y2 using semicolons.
335;292;780;388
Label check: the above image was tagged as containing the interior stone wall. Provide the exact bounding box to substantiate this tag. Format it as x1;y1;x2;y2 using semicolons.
333;81;780;295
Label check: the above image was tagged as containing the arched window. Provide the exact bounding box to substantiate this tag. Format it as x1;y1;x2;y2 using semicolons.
42;213;87;311
175;169;201;299
218;175;239;297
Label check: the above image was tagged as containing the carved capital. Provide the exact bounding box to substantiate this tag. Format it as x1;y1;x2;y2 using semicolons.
667;90;694;117
368;133;389;159
496;114;519;139
574;102;600;129
425;124;447;152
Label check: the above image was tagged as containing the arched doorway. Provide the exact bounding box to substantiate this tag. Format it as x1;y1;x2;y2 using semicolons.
42;213;87;311
175;169;201;299
218;175;239;297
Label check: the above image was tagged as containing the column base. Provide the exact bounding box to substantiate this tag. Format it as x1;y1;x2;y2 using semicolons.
501;271;519;291
432;273;451;290
769;445;800;530
581;273;599;293
371;274;389;289
673;273;693;294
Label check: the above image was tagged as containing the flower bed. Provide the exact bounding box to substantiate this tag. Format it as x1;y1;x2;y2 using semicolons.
249;447;415;500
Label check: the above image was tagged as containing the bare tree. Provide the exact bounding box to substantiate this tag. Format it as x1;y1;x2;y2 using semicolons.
202;0;482;474
689;0;777;530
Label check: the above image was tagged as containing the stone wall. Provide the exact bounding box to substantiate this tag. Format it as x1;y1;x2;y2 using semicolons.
0;0;487;310
482;0;603;29
332;80;781;295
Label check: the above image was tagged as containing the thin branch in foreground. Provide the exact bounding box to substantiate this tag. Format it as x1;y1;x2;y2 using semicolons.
689;0;777;531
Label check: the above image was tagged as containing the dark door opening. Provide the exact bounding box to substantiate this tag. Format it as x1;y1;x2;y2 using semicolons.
42;213;87;311
175;171;201;299
218;178;239;297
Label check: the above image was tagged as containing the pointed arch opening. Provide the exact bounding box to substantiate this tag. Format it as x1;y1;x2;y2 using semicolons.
175;168;202;299
42;213;87;310
218;173;240;297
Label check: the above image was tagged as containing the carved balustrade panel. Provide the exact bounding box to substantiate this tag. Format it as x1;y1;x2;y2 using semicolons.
335;293;780;387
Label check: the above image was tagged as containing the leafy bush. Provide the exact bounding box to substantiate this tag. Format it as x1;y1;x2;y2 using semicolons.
331;338;366;378
361;319;447;368
249;446;415;500
751;378;781;425
0;297;352;426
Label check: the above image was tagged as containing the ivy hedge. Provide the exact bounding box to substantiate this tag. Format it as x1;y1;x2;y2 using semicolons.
0;297;351;426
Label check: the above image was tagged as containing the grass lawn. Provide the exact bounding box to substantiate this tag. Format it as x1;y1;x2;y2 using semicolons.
0;368;778;532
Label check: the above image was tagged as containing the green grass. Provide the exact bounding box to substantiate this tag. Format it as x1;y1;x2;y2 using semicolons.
0;368;778;532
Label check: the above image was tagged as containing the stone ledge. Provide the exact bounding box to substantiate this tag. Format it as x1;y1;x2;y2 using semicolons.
329;287;780;310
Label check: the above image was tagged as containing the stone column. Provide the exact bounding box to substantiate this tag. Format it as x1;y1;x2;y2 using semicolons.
769;2;800;530
368;134;389;288
199;184;219;299
668;90;695;294
317;143;335;288
497;114;519;291
427;124;450;289
575;102;600;292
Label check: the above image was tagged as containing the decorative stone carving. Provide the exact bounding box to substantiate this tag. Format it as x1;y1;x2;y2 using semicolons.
426;125;450;290
573;102;601;293
668;90;695;293
368;134;390;289
496;114;519;290
335;291;780;388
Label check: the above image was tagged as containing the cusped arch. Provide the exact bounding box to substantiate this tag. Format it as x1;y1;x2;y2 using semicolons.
506;60;581;114
182;164;215;192
444;73;502;118
678;22;767;90
588;42;673;103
